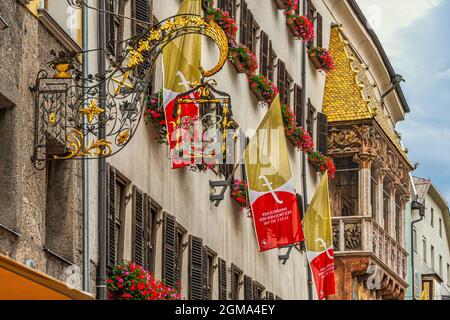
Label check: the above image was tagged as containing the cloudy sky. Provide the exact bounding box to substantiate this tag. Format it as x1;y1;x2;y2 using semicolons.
356;0;450;201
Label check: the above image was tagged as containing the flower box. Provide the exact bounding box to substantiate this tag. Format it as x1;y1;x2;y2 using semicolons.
250;85;266;102
309;53;323;70
230;51;246;74
286;17;297;37
273;0;287;10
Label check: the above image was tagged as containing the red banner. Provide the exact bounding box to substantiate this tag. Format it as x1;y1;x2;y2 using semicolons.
309;249;336;300
251;191;304;251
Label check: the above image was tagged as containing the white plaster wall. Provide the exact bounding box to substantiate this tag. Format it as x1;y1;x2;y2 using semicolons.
413;193;450;299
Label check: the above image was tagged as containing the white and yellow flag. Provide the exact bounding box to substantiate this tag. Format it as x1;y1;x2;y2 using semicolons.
303;172;336;300
163;0;202;169
244;95;304;251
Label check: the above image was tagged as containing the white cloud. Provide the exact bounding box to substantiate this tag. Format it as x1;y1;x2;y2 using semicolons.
436;68;450;79
356;0;442;57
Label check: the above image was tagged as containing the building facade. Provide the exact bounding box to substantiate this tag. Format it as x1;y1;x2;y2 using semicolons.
412;177;450;300
0;0;414;300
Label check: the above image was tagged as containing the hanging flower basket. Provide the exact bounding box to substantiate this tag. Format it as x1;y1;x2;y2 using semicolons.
307;151;336;179
231;179;250;209
308;47;335;73
206;7;238;45
228;44;258;75
107;261;182;300
48;50;76;79
248;74;279;105
285;13;315;42
144;89;168;144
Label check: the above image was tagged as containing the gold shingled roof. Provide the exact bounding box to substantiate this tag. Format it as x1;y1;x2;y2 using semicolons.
323;26;410;166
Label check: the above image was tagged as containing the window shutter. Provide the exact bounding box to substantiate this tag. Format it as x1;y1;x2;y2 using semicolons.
266;291;275;300
277;60;286;104
268;42;275;81
275;295;282;300
317;13;323;47
244;275;254;300
218;258;227;300
202;247;209;300
247;11;255;52
189;235;204;300
240;0;248;45
106;164;116;270
260;31;269;77
163;212;178;288
106;0;116;54
294;84;303;127
144;194;155;273
316;112;328;155
240;133;249;181
134;0;152;78
132;186;145;266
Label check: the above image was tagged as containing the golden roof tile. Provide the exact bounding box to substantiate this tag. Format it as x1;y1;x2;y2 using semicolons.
323;25;411;166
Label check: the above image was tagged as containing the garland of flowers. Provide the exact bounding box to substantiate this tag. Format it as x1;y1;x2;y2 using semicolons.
230;179;250;209
308;47;335;73
248;74;279;104
107;261;182;300
229;44;258;75
144;89;168;144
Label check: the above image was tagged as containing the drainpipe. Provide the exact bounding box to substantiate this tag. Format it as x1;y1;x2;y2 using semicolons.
82;0;90;293
97;0;108;300
301;0;314;301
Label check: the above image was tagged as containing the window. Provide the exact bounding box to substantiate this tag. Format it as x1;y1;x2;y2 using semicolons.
431;207;434;227
306;0;316;48
447;263;450;286
439;218;443;237
294;84;303;127
259;30;270;78
240;1;259;52
306;99;316;136
204;247;217;300
439;255;443;277
253;281;265;300
132;0;153;76
188;239;217;300
412;227;417;252
218;0;236;17
219;121;238;179
316;112;328;155
244;275;254;300
105;0;127;57
106;165;127;270
423;237;427;262
43;0;82;46
431;245;435;270
218;258;227;300
132;190;159;273
162;212;185;290
277;59;292;105
231;264;243;299
422;280;433;300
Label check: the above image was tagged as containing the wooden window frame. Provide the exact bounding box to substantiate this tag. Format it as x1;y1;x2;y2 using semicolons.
230;264;243;300
204;246;217;300
306;99;316;136
294;84;303;127
253;281;265;300
144;196;160;273
177;224;187;285
316;112;328;155
218;0;236;18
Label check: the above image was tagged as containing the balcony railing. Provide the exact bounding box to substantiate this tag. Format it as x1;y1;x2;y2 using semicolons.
332;216;408;282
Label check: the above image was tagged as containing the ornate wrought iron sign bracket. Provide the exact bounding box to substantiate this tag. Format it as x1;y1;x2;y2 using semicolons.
31;12;229;170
